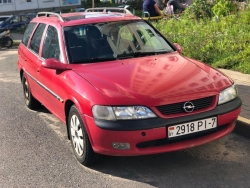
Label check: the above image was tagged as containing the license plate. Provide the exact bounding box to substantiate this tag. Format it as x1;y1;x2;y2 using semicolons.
168;117;217;138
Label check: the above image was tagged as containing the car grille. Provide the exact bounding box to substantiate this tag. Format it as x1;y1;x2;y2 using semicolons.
156;96;214;115
136;124;227;148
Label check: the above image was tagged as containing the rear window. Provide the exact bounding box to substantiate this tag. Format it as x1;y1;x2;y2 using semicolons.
22;22;36;46
42;26;60;60
29;23;46;54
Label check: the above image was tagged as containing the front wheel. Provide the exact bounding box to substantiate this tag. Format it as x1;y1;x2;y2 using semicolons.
4;37;13;48
68;105;102;166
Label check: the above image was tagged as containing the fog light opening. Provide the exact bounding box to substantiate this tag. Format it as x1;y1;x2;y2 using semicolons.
112;142;130;150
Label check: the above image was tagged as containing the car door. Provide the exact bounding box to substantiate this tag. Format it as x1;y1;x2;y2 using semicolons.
39;25;64;119
25;23;47;102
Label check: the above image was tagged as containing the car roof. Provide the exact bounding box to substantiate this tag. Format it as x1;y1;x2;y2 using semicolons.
31;8;141;26
10;14;34;17
0;15;12;18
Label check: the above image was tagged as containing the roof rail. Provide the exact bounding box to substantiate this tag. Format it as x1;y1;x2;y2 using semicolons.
37;12;64;22
85;7;133;15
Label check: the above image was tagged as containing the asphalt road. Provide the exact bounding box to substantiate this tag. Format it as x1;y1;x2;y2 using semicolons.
1;50;250;188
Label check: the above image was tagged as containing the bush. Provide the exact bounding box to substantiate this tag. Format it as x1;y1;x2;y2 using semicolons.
129;0;144;11
183;0;215;19
155;6;250;74
212;0;239;17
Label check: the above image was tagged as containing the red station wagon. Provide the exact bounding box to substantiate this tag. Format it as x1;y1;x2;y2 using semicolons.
17;8;242;166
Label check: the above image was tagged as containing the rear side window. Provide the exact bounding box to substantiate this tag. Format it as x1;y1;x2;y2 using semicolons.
42;26;60;60
21;15;29;22
9;15;20;23
29;23;46;54
22;22;36;46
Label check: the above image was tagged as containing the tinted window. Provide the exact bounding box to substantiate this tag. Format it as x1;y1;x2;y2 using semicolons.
21;15;29;22
29;23;46;54
42;26;60;60
11;15;20;23
0;17;9;22
22;22;36;46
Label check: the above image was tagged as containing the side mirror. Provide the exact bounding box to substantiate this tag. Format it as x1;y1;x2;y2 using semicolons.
173;43;183;54
41;58;70;70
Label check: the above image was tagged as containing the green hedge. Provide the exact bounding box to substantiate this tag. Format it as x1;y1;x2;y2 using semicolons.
154;5;250;74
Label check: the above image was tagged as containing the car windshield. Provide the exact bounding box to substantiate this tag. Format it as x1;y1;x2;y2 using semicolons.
64;20;174;64
5;16;13;22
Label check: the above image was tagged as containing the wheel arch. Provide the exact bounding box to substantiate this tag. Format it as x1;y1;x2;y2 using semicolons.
64;99;74;140
20;69;24;82
64;97;90;140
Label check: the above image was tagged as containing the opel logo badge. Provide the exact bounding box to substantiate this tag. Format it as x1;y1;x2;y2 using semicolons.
183;101;195;113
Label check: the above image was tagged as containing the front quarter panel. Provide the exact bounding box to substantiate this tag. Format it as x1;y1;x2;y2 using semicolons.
60;70;109;117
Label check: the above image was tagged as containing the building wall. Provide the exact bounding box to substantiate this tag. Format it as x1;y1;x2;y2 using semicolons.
0;0;81;15
0;2;14;13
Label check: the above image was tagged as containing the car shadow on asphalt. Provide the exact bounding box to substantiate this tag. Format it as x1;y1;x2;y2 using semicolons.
235;84;250;119
89;132;250;187
233;84;250;139
35;104;51;114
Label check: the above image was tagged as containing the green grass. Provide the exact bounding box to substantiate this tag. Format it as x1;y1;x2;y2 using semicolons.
13;41;20;47
153;7;250;74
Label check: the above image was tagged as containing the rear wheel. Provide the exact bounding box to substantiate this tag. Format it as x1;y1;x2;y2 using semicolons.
68;105;102;166
4;37;13;48
22;74;40;110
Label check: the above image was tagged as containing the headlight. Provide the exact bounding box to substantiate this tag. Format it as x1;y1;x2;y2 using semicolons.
92;105;157;120
92;106;116;120
218;84;237;105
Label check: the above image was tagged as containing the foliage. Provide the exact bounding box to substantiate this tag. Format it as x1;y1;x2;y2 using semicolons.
81;0;144;9
154;6;250;74
81;0;116;9
183;0;215;19
129;0;144;11
212;0;239;17
183;0;249;19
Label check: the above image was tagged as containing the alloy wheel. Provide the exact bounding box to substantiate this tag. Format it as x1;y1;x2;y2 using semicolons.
70;114;84;156
24;79;30;105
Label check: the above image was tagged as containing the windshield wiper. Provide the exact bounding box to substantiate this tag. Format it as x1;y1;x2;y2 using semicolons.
133;51;156;57
116;52;156;59
156;50;173;54
116;54;134;59
116;51;172;59
71;57;116;64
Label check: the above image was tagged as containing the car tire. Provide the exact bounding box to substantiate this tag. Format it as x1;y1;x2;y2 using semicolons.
22;73;40;110
68;105;102;166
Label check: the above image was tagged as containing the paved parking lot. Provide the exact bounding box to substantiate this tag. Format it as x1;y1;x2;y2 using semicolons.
1;50;250;188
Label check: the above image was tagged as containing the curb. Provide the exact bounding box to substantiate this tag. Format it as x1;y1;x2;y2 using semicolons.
234;116;250;139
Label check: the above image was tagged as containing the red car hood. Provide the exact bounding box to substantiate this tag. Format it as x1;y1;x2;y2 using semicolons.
69;52;232;106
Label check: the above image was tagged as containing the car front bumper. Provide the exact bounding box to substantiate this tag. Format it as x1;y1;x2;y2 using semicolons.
84;97;241;156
